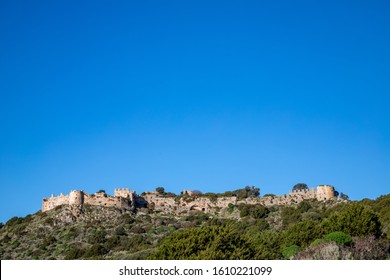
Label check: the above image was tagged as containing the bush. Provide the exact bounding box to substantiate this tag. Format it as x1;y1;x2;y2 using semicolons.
65;247;85;260
156;187;165;194
115;226;127;236
248;230;283;259
130;225;146;234
84;244;108;258
321;204;382;237
5;216;24;227
282;220;322;248
324;232;352;246
88;228;107;244
281;207;301;227
282;245;300;259
120;214;135;225
310;239;326;247
297;200;312;213
227;203;235;214
149;225;254;260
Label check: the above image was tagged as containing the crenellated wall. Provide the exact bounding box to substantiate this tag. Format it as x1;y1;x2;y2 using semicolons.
42;185;338;214
42;189;134;212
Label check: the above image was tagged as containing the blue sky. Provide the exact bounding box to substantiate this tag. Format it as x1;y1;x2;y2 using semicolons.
1;0;389;223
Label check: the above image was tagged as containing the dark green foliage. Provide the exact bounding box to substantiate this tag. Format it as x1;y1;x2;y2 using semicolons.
203;193;218;203
360;194;390;239
227;203;235;214
239;204;269;219
120;214;135;225
115;226;126;236
88;228;107;244
182;212;209;226
5;216;24;227
324;232;352;246
130;225;146;234
247;230;283;259
64;246;85;260
297;200;312;213
281;207;301;227
321;203;382;237
292;183;308;192
104;235;121;250
222;186;260;199
97;190;106;193
156;187;165;194
0;222;4;229
62;227;78;241
122;235;150;253
282;245;300;259
282;220;322;247
149;225;254;260
84;244;108;258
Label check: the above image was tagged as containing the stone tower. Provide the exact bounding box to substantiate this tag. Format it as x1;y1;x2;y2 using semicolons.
69;190;84;206
316;185;335;201
114;188;135;199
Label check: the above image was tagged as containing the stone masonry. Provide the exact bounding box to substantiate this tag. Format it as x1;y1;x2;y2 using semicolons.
42;185;337;214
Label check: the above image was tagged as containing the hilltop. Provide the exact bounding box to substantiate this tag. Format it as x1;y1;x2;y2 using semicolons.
0;185;389;260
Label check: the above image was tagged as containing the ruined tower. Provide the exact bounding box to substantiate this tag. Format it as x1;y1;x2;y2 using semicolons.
316;185;336;201
69;190;84;206
114;188;135;199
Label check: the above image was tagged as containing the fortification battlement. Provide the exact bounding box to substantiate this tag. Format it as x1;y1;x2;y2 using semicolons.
42;188;135;212
114;188;135;199
42;184;338;214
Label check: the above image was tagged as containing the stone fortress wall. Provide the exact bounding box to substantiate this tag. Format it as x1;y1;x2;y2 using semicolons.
42;185;337;214
42;188;135;212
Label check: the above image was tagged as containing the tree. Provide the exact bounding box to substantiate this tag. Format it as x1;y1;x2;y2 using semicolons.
155;187;165;194
292;183;308;192
340;192;349;200
248;186;260;197
321;203;382;237
148;225;255;260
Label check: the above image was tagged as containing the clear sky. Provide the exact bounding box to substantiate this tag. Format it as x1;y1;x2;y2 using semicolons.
1;0;389;223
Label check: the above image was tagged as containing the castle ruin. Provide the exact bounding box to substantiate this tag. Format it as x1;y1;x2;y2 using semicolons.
42;188;135;212
42;185;337;214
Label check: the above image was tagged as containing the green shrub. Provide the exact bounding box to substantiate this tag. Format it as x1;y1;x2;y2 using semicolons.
281;207;301;227
121;214;135;225
6;216;24;227
115;226;127;236
324;231;352;246
248;230;283;259
321;204;382;237
88;228;107;244
310;239;326;247
149;225;254;260
282;245;300;259
64;247;85;260
84;244;108;258
282;220;322;248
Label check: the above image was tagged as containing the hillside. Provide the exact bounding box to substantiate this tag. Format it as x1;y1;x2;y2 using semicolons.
1;194;390;260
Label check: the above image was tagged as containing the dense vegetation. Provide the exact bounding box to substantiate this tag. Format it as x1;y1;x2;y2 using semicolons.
1;194;389;260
